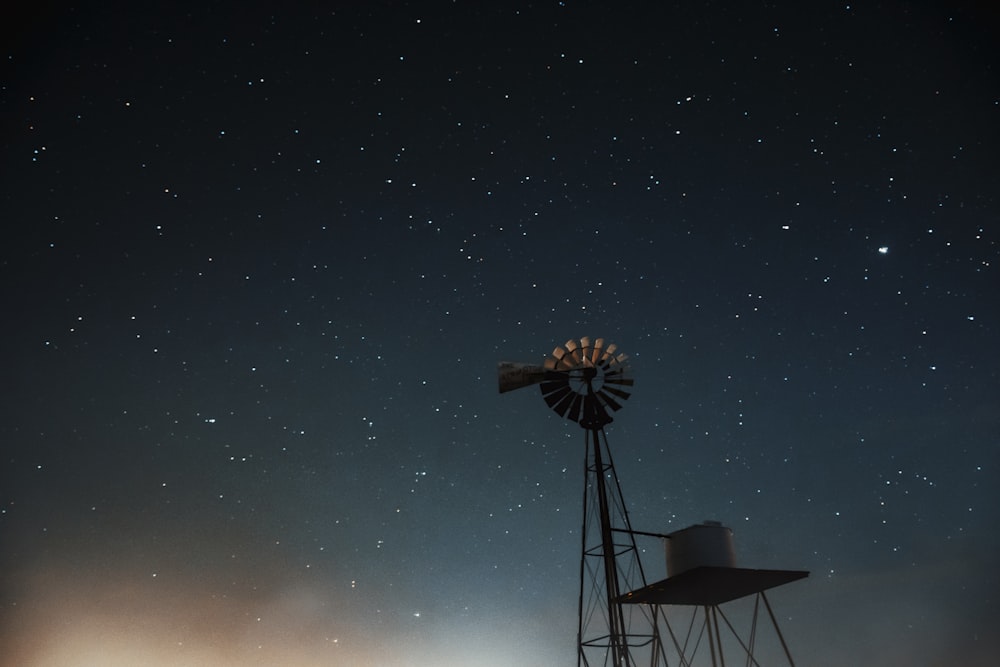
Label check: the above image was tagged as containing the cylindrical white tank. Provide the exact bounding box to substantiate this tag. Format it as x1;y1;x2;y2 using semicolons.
665;521;737;577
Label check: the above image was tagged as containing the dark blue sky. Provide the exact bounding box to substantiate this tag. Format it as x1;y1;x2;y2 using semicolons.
2;2;998;665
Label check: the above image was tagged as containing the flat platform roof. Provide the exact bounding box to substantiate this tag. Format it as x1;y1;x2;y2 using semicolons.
618;566;809;606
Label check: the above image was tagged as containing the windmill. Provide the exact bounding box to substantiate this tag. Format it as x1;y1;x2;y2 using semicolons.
499;337;665;667
500;337;809;667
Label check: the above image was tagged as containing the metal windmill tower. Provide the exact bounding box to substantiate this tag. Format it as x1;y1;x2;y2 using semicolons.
498;337;665;667
499;336;809;666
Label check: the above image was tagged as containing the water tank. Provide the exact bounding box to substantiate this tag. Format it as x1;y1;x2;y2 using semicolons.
665;521;737;577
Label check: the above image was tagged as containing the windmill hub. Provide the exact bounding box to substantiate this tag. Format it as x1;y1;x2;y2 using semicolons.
571;365;601;395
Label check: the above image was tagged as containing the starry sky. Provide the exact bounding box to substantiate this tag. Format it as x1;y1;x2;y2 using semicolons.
1;2;998;665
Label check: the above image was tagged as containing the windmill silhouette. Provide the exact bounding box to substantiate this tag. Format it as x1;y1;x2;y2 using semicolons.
499;337;664;666
500;336;808;666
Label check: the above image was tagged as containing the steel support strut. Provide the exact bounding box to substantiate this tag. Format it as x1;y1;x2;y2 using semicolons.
578;427;664;667
593;428;628;665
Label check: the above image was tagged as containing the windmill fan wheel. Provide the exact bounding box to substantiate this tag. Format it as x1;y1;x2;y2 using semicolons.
540;337;633;428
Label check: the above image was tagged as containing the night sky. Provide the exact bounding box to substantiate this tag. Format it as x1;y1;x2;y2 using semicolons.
2;2;998;665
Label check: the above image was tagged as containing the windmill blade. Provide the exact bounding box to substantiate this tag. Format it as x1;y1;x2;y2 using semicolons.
591;338;606;364
549;345;578;371
541;383;572;410
497;362;548;393
599;358;626;376
603;363;632;380
552;388;579;419
602;385;632;401
602;352;628;370
542;382;573;408
601;384;632;401
579;336;593;365
563;338;585;366
603;361;630;375
603;375;635;388
565;393;584;423
596;389;624;412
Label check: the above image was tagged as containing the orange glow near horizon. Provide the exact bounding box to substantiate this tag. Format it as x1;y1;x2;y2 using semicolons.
5;571;351;667
2;566;569;667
